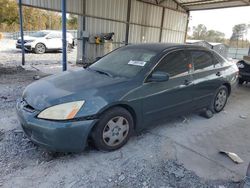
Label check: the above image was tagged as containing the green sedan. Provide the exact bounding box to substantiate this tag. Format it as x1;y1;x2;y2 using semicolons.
16;43;238;152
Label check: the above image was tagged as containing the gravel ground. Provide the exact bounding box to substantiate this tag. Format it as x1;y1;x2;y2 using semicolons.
0;39;248;187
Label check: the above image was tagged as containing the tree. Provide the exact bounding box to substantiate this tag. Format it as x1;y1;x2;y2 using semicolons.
67;14;77;30
230;24;248;41
44;11;61;30
191;24;225;43
0;0;62;32
206;30;225;43
192;24;207;40
0;0;19;31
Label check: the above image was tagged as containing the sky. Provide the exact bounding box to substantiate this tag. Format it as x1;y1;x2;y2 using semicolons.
189;6;250;40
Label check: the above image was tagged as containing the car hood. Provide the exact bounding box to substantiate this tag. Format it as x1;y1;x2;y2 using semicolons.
23;69;134;111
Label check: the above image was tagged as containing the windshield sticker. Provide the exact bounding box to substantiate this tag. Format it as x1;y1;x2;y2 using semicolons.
128;60;147;66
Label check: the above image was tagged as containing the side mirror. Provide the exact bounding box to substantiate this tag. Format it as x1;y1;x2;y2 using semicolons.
148;71;170;82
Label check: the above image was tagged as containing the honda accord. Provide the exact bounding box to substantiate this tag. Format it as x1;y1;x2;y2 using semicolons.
16;43;238;152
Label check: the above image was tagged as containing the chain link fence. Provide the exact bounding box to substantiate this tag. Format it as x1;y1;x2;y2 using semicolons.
228;48;249;60
2;30;77;40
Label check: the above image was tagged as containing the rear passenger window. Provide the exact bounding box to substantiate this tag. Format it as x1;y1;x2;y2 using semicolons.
191;51;214;71
214;53;226;67
155;51;188;77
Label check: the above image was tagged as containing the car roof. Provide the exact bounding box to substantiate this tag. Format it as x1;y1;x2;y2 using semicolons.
125;43;209;53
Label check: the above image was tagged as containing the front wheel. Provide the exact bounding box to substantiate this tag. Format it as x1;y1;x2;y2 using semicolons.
34;43;46;54
212;86;228;113
91;107;134;151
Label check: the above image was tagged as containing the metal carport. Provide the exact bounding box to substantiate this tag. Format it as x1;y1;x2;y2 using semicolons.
17;0;250;71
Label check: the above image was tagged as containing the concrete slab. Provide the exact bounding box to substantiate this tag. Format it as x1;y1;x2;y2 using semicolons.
150;84;250;181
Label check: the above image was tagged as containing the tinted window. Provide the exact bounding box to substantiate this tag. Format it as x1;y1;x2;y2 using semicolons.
191;51;214;71
155;51;188;77
30;31;49;37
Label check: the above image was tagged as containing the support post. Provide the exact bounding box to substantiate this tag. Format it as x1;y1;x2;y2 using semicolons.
125;0;132;45
82;0;86;64
159;7;165;42
18;0;25;65
184;11;190;43
61;0;67;71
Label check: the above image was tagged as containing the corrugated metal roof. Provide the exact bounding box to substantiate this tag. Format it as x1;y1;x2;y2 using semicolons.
19;0;250;13
176;0;250;11
19;0;84;15
140;0;250;11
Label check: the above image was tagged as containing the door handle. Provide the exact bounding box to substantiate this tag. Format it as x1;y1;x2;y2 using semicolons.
216;72;221;76
184;80;192;86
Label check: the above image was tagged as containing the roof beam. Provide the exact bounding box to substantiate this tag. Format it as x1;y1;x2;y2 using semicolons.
180;0;241;6
172;0;186;9
137;0;188;12
241;0;250;4
152;0;188;10
189;3;249;11
158;0;165;4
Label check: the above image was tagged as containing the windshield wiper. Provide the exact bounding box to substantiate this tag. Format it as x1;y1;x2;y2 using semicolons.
87;68;113;77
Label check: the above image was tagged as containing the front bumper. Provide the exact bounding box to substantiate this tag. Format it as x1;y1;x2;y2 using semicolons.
16;99;97;152
16;43;33;51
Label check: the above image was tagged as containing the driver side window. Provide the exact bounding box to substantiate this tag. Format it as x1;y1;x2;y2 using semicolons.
155;50;188;77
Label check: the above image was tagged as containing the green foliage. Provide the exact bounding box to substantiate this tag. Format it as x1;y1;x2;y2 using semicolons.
191;24;225;42
0;0;19;31
0;0;62;32
206;30;225;43
192;24;207;40
230;24;248;40
67;14;77;30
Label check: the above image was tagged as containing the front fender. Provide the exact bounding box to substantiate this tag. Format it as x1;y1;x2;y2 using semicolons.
76;98;144;132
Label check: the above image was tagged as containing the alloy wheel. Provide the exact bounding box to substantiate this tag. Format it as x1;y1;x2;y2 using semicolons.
102;116;129;147
36;43;45;53
214;89;227;112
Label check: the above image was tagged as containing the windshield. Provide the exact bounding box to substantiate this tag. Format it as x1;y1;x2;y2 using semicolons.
30;31;49;38
89;47;157;78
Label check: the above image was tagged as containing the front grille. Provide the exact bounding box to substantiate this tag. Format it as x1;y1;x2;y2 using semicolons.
17;39;27;44
24;104;35;112
240;61;250;73
21;99;35;113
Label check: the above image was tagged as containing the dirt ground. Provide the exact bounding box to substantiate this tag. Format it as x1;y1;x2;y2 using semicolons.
0;39;250;188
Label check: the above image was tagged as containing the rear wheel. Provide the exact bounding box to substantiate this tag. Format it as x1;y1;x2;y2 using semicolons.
212;86;228;113
91;107;134;151
35;43;46;54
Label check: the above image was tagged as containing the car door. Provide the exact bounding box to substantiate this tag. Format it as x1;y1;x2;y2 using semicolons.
45;33;62;49
141;50;194;123
189;50;223;109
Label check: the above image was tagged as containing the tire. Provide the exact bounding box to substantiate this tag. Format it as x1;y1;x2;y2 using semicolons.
238;78;244;85
91;107;134;152
212;85;228;113
35;43;46;54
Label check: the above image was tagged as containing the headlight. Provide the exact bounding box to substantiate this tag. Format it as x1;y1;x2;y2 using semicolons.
237;63;245;69
37;101;85;120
